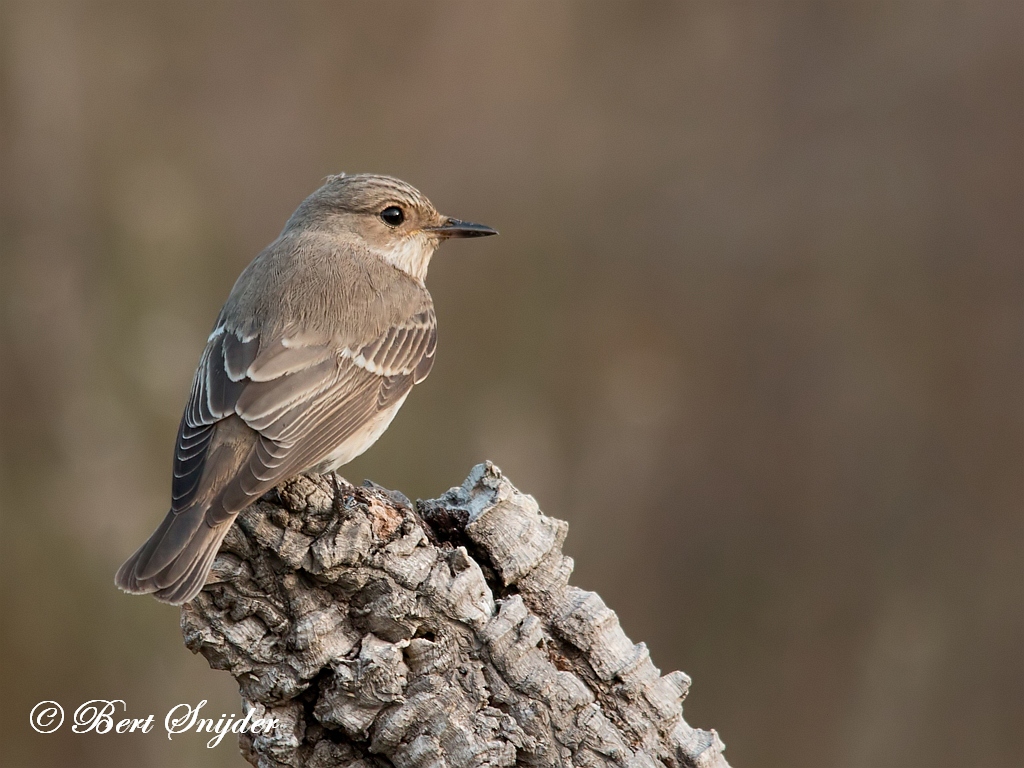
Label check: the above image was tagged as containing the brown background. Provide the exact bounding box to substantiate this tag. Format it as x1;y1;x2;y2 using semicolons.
1;2;1021;767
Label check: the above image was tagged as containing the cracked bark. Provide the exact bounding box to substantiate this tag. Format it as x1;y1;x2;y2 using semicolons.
182;462;731;768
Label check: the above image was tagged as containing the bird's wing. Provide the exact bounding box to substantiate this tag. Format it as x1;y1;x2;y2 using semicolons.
171;307;437;517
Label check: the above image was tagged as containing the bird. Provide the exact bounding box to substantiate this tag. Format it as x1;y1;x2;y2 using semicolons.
115;174;497;605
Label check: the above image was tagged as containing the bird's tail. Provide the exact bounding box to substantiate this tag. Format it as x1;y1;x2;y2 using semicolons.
114;503;235;605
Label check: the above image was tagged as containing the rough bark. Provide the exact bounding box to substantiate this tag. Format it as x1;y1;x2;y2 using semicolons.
181;462;731;768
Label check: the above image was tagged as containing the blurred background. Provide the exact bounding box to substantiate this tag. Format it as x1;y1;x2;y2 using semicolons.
1;2;1021;767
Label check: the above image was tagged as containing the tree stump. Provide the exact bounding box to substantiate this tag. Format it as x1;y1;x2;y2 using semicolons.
181;462;730;768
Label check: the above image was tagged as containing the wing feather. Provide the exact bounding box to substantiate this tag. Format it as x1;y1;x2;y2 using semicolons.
246;338;334;381
206;334;247;417
269;372;411;478
222;332;258;381
171;305;436;517
235;356;338;426
414;323;437;383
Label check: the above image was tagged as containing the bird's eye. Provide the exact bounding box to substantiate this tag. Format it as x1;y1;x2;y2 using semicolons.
380;206;404;227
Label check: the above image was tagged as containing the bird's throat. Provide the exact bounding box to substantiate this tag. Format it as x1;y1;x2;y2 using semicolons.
378;234;435;283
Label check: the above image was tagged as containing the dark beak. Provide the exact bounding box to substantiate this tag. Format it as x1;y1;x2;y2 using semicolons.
426;218;499;238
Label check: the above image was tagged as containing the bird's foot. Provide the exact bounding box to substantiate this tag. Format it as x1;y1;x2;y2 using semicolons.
331;472;349;515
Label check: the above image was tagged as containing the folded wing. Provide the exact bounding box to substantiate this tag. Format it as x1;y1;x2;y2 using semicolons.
173;306;437;518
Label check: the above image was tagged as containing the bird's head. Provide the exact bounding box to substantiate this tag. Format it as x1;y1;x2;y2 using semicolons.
286;173;497;282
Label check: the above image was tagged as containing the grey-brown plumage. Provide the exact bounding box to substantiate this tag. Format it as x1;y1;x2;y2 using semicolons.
115;174;496;604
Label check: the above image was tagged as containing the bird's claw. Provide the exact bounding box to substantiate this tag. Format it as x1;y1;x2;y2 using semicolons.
332;471;347;515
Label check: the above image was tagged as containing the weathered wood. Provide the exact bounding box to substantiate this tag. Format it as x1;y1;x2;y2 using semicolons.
182;462;730;768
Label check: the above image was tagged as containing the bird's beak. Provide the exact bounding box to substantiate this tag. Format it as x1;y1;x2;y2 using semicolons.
425;217;499;239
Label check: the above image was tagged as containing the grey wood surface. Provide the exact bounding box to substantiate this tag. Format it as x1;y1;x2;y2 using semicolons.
182;463;730;768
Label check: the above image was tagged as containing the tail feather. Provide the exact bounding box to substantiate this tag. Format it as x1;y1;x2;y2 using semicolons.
116;414;260;605
151;523;231;604
114;504;236;605
156;515;227;588
134;503;208;581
